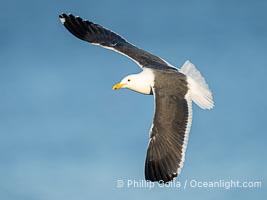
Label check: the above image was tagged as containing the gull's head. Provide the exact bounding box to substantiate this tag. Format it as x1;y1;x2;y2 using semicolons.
112;74;136;90
112;70;154;95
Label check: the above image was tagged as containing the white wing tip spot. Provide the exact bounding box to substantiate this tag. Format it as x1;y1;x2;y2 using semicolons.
59;17;66;24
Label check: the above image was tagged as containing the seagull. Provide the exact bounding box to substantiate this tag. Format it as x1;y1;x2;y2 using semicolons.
59;13;214;183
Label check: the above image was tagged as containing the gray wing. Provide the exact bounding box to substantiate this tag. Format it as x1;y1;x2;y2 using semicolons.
145;71;192;183
59;13;177;71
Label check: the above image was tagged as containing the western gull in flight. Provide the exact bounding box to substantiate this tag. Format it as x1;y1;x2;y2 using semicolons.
59;13;214;183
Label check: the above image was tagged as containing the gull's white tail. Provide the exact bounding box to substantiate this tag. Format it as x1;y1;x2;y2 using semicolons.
180;60;214;109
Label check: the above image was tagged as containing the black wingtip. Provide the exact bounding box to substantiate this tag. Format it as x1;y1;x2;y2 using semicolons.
59;13;76;23
145;161;178;183
59;13;66;18
59;13;67;24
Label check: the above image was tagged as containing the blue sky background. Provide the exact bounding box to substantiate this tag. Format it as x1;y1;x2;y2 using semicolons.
0;0;266;199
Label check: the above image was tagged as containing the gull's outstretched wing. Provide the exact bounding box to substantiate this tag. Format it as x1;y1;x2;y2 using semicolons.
59;13;177;71
145;71;192;183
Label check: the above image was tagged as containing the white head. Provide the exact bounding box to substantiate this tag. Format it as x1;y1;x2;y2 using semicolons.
112;70;154;95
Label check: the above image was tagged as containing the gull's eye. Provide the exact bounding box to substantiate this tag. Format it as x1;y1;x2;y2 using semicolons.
127;79;131;82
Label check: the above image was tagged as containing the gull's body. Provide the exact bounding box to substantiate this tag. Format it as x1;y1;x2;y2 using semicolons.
59;13;214;183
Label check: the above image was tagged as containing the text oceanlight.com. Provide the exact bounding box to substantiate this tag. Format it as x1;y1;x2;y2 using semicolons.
116;179;262;189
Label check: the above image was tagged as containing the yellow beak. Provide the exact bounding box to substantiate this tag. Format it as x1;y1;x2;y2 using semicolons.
112;83;125;90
